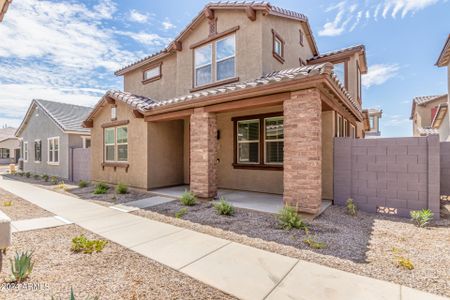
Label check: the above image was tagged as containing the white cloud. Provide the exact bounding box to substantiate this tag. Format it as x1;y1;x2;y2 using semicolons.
115;31;171;47
320;0;442;36
129;9;149;23
362;64;401;88
162;19;176;30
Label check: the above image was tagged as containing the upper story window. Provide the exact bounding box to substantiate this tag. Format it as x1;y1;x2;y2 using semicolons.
272;29;284;63
194;34;236;88
142;63;162;84
111;105;117;120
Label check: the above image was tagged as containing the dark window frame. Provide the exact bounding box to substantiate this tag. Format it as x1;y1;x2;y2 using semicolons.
34;140;41;162
142;62;162;84
232;112;283;170
0;148;10;159
271;29;285;64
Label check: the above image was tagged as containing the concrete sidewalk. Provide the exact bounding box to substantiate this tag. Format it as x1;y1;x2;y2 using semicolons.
0;176;446;300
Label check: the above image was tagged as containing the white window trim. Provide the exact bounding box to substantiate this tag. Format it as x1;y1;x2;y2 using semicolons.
47;136;60;165
82;136;91;149
264;117;284;165
274;37;283;56
23;141;28;162
104;128;116;162
350;124;356;138
194;34;236;88
116;126;128;162
34;139;41;163
236;119;260;164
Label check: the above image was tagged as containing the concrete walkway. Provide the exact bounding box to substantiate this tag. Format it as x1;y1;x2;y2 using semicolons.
0;176;446;300
11;216;72;232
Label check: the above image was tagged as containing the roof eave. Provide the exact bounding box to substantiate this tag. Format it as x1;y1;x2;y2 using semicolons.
435;35;450;67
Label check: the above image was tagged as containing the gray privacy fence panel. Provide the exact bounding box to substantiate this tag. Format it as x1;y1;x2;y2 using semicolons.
334;136;440;219
441;142;450;196
71;148;91;183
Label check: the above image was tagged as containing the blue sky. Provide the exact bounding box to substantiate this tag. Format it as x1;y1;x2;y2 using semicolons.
0;0;449;137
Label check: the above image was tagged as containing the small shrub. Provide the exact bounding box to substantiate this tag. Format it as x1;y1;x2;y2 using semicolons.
397;256;414;270
57;181;67;191
25;172;31;178
52;288;99;300
115;183;128;194
33;174;40;180
9;251;34;282
42;174;49;182
175;208;188;219
93;182;109;195
346;198;357;216
213;197;235;216
50;176;58;185
78;180;89;188
71;235;107;254
18;172;24;177
180;191;197;206
278;205;307;230
410;209;433;228
304;236;327;249
3;200;13;207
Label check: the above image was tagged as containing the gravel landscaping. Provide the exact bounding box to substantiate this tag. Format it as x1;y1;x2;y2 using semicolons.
0;187;53;220
0;224;234;300
134;200;450;297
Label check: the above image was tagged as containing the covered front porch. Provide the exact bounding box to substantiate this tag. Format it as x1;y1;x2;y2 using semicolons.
150;185;331;215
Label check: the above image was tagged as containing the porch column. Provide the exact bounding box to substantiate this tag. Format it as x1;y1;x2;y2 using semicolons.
190;108;217;198
283;89;322;214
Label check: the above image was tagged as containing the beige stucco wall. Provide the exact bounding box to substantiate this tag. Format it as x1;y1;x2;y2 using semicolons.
261;15;314;74
216;105;283;194
321;111;334;200
183;118;190;184
147;120;185;188
91;101;149;189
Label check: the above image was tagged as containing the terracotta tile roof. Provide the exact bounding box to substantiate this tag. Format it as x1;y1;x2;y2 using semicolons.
413;94;447;105
308;45;364;61
150;63;361;114
436;34;450;67
106;90;155;111
114;1;316;76
417;127;439;135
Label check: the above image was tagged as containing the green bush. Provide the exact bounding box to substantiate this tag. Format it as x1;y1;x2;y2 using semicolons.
93;182;109;195
410;209;433;228
78;180;89;188
71;235;108;254
213;197;235;216
115;183;128;194
50;176;58;185
303;236;327;249
277;205;307;230
346;198;357;216
180;191;197;206
25;172;31;178
42;174;49;182
175;208;188;219
18;172;24;177
33;174;40;180
9;251;34;282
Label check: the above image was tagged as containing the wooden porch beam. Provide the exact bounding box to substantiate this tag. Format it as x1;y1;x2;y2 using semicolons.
172;40;182;51
145;108;193;122
204;8;214;20
246;6;256;21
105;97;115;105
204;92;289;113
132;110;144;119
83;120;93;128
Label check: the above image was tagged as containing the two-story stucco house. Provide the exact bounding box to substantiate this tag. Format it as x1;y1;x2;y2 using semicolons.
411;35;450;141
83;2;368;215
16;99;92;179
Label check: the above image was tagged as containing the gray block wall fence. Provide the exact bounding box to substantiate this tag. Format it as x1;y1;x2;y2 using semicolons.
441;142;450;196
334;135;440;219
71;148;91;183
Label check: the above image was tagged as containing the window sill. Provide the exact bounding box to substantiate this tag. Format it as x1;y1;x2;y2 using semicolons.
142;75;162;85
272;52;285;64
102;162;129;172
47;162;60;166
232;163;283;171
190;77;239;93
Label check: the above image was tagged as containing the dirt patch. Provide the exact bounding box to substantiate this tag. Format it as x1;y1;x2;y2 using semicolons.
0;224;234;300
0;188;53;220
134;201;450;297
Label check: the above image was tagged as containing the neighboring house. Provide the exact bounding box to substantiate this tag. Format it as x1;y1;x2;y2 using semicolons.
0;127;19;164
15;99;92;179
0;0;11;22
363;108;383;137
411;95;449;141
411;35;450;141
83;2;368;215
